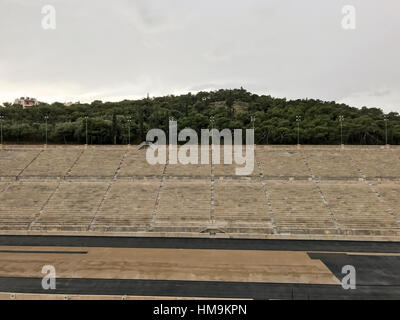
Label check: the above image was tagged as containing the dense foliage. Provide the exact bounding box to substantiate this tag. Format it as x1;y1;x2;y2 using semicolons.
1;88;399;145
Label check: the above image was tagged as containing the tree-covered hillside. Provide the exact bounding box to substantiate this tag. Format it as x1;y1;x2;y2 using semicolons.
1;88;399;145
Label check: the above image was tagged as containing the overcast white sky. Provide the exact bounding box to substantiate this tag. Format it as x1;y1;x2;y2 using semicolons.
0;0;399;112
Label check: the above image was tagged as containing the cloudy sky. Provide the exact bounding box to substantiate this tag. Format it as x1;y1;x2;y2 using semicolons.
0;0;399;112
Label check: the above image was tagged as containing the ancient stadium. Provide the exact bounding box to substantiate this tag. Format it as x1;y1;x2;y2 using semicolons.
1;144;400;299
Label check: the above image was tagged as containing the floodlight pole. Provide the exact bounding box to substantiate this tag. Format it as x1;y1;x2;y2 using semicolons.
384;116;388;146
0;115;3;146
339;115;344;146
44;115;49;145
210;116;215;141
296;116;301;146
251;116;256;131
210;116;215;131
127;117;131;145
85;116;88;145
250;116;256;146
210;116;215;156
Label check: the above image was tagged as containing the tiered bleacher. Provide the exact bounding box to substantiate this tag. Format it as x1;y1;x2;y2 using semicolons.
0;148;41;178
375;182;400;215
152;179;211;232
92;181;159;232
69;148;125;178
0;181;57;230
0;145;399;238
302;150;359;179
214;147;258;177
22;148;81;177
349;149;400;178
118;149;165;177
257;148;310;178
214;180;273;233
31;182;109;231
267;181;338;234
320;181;399;235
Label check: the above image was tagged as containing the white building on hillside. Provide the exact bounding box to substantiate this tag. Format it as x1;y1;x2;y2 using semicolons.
14;97;39;108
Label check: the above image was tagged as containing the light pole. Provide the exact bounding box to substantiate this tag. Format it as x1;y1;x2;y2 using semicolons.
85;116;88;145
0;115;4;145
210;116;215;151
210;116;215;130
251;116;256;131
127;117;131;145
339;115;344;146
296;115;301;145
251;116;256;145
384;115;388;146
44;115;49;145
210;116;215;140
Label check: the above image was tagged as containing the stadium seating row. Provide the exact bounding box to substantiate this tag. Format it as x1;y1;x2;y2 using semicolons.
0;178;399;236
1;146;400;180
